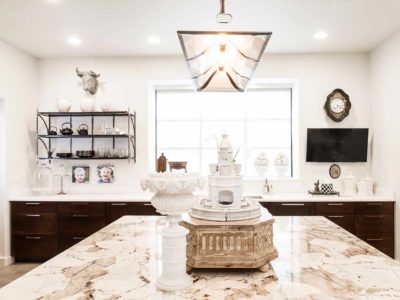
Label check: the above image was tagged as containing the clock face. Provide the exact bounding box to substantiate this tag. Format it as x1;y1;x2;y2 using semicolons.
330;98;345;114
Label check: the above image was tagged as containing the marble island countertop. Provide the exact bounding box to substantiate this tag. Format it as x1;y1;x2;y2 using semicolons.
1;215;399;299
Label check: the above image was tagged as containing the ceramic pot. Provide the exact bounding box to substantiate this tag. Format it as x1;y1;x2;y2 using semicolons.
357;179;368;196
343;172;358;196
80;97;96;112
364;175;374;195
56;98;71;112
100;98;116;112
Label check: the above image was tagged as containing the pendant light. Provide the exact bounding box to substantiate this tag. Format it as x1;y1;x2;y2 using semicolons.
177;0;272;92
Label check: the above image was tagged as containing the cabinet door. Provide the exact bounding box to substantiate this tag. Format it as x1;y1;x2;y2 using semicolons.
267;202;315;216
355;214;394;236
12;213;57;235
321;214;355;234
12;235;58;261
359;236;394;258
316;202;354;214
106;203;131;224
132;202;158;215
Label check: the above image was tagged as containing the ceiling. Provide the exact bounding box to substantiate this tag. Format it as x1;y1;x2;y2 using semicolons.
1;0;400;57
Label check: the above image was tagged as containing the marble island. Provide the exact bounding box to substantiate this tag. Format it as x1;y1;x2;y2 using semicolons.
1;215;399;299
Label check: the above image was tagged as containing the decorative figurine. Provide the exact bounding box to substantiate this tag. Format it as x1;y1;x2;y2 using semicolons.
76;67;100;95
314;180;320;193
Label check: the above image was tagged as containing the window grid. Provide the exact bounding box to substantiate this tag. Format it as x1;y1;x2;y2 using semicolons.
155;88;293;177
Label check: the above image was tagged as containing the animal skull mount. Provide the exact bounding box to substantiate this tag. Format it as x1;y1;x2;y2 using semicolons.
76;68;101;95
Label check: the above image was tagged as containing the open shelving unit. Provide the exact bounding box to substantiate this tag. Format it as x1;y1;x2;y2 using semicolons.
36;110;136;163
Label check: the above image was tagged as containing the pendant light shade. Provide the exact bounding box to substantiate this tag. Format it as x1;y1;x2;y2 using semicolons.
177;31;271;92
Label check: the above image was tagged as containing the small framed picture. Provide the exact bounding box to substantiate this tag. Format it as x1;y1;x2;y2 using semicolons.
97;164;114;183
72;166;90;184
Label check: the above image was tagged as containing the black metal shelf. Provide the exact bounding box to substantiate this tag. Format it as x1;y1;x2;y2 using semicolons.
38;134;134;139
38;111;134;117
38;157;132;160
36;110;136;163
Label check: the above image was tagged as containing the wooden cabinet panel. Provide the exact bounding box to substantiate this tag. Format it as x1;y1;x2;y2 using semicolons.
267;202;315;216
58;235;88;252
316;202;354;214
58;213;105;236
12;213;57;235
359;236;394;258
58;202;105;214
106;202;159;224
355;214;394;237
12;235;57;261
355;202;394;214
12;202;57;214
321;214;355;234
133;202;158;215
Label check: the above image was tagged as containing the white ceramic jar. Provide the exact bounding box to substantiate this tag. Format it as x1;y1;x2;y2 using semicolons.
80;96;96;112
357;179;368;196
343;172;358;196
100;98;116;112
56;98;71;112
364;175;374;195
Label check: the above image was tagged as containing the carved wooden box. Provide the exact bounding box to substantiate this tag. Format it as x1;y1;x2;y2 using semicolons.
180;208;278;271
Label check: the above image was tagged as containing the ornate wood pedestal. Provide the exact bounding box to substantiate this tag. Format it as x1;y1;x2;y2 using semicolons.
181;208;278;272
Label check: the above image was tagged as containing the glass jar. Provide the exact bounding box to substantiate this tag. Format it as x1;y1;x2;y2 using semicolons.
32;163;54;195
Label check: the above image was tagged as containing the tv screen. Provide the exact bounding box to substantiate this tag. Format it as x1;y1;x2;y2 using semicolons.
306;128;369;162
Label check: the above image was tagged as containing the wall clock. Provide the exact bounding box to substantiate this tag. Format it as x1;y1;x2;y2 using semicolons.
324;89;351;122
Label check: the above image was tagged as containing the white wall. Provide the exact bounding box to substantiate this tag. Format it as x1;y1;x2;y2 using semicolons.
370;32;400;259
37;53;371;193
0;40;38;265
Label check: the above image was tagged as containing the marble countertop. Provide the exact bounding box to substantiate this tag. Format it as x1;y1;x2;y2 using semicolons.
9;192;395;202
1;215;399;299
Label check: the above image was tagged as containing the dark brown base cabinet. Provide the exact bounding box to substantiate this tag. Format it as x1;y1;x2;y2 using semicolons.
261;201;395;258
11;200;395;261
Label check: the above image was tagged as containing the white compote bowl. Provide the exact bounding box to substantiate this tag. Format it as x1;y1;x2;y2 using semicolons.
141;172;204;291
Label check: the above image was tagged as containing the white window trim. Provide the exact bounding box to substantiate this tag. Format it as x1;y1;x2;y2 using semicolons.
148;78;300;179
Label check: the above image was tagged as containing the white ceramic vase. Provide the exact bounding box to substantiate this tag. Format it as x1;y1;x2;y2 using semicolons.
80;96;96;112
141;172;203;292
100;98;116;112
56;98;71;112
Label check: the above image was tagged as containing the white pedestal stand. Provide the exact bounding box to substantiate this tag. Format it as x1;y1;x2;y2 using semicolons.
157;214;192;291
141;173;203;292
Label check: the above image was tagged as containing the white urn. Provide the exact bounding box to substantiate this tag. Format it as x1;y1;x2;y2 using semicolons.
56;98;71;112
100;98;116;112
80;96;96;112
141;172;203;291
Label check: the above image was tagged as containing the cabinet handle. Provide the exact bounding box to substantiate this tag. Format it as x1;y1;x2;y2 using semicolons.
25;236;42;240
281;203;305;206
72;237;85;240
367;203;382;206
366;215;384;218
25;202;40;206
367;238;384;241
25;214;41;217
328;215;344;218
143;203;153;206
111;203;127;206
328;203;343;206
72;214;89;218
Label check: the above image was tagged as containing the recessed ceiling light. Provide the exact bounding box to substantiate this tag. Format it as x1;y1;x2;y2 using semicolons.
313;31;328;40
147;35;161;44
67;36;82;46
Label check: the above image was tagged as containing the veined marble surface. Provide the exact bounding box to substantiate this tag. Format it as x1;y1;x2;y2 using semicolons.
1;216;399;299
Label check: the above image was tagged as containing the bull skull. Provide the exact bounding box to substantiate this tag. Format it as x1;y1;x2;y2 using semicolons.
76;67;101;95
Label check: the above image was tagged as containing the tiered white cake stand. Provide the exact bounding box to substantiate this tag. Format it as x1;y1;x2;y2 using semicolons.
141;173;203;291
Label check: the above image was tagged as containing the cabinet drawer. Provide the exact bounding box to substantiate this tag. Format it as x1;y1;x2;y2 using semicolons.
359;236;394;258
131;202;158;215
316;202;354;214
355;214;394;236
268;202;315;216
58;235;88;252
322;214;354;234
12;213;57;235
11;202;57;213
355;202;394;214
58;202;105;214
106;202;131;224
58;214;105;236
12;235;57;262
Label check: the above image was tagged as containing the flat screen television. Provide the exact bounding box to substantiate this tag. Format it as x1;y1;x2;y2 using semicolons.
306;128;369;162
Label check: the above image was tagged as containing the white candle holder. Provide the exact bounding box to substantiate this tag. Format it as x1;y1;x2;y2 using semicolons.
141;173;203;291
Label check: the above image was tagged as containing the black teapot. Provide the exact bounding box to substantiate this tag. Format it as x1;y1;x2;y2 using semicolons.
60;122;73;135
77;124;89;136
48;126;57;136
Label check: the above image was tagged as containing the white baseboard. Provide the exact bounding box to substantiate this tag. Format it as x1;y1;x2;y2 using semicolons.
0;256;14;267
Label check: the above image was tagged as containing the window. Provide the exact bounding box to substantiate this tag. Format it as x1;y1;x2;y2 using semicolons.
155;88;293;177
